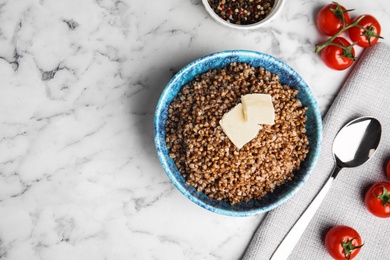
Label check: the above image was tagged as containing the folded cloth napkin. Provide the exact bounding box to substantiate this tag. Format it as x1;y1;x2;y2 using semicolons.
242;42;390;260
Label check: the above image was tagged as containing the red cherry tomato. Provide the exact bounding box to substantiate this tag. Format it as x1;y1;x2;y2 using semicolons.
320;37;355;70
348;15;382;48
317;3;351;36
365;182;390;218
325;225;363;260
386;159;390;179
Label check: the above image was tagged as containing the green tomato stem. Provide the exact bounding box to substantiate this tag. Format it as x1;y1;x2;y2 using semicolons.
375;185;390;206
342;238;364;260
315;15;365;53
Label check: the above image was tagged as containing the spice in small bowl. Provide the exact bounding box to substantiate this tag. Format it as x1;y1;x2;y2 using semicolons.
209;0;274;25
203;0;284;29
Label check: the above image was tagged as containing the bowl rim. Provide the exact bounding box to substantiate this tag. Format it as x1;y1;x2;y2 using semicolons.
154;50;322;216
201;0;286;30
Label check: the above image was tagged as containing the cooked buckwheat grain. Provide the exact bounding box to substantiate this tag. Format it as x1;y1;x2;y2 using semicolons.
165;62;309;204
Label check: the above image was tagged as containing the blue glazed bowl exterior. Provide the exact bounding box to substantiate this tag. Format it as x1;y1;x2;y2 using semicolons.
154;50;322;217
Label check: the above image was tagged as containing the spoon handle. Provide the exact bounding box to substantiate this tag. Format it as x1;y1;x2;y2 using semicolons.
270;175;335;260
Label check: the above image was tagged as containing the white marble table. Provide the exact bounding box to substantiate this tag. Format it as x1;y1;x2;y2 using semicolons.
1;0;389;259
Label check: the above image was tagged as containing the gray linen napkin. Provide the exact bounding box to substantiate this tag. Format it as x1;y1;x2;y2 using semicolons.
242;42;390;260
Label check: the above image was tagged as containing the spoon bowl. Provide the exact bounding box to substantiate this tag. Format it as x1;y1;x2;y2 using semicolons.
333;117;382;168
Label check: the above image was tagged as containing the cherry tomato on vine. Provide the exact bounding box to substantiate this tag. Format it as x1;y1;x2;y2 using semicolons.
365;182;390;218
317;2;351;36
325;226;363;260
386;159;390;179
348;14;382;48
320;37;355;70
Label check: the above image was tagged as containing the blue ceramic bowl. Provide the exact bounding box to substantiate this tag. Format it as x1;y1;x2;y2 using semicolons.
154;50;322;217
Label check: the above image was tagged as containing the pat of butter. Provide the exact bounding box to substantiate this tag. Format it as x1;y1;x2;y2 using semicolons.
219;103;261;150
242;93;275;125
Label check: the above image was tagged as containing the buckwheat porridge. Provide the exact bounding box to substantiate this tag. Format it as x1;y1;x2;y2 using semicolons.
165;62;309;204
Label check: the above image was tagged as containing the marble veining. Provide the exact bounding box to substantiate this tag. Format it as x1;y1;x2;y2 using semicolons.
1;0;390;259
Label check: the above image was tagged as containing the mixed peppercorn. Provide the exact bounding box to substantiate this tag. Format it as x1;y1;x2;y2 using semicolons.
208;0;275;25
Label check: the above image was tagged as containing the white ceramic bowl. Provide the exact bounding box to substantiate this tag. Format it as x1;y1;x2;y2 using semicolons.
202;0;285;29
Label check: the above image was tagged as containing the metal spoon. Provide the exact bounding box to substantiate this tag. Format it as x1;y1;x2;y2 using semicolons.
270;116;382;260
